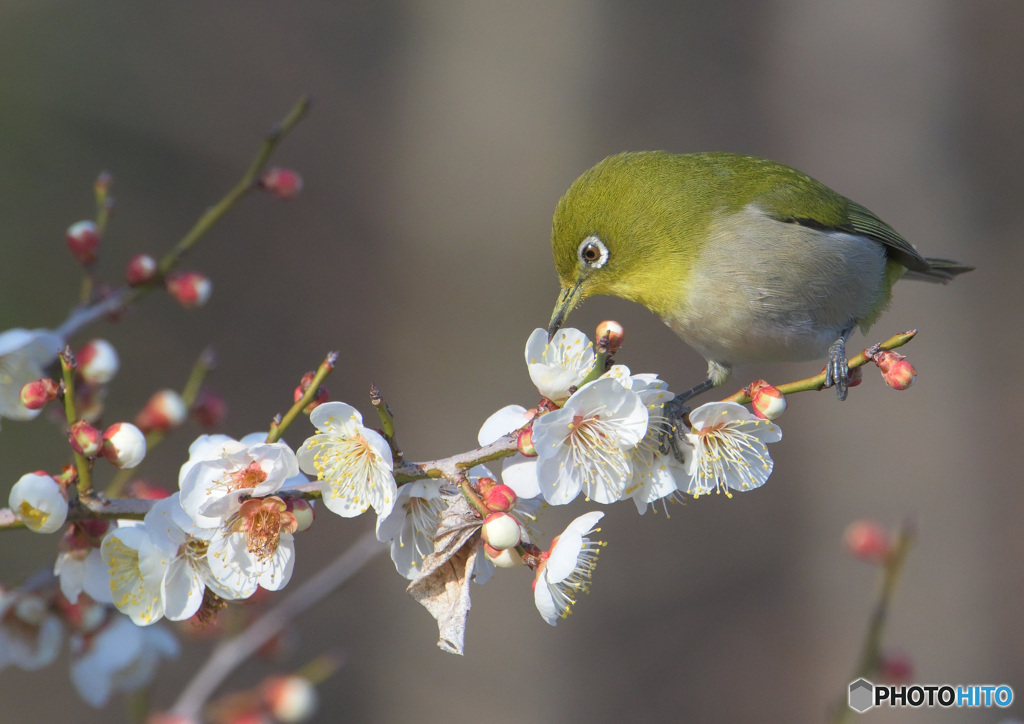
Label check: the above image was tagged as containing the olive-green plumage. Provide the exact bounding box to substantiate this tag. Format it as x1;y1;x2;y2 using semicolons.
548;151;971;394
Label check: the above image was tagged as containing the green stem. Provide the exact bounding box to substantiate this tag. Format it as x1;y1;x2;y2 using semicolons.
59;350;92;494
831;520;915;723
723;330;917;404
267;351;337;444
370;383;404;464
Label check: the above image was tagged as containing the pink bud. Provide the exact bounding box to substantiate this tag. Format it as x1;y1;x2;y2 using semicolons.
748;380;786;420
191;389;228;428
66;220;100;266
262;675;317;723
294;372;329;413
878;651;914;684
848;365;864;388
285;498;315;533
843;519;891;564
481;511;521;551
125;480;172;499
483;483;517;513
166;271;212;308
125;254;158;286
69;420;102;457
517;427;538;457
134;389;188;434
77;339;119;385
20;378;60;410
260;167;304;200
484;542;523;568
101;422;147;469
873;350;916;390
595;320;625;355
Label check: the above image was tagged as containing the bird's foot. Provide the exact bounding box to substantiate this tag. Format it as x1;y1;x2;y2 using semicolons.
657;378;715;463
658;396;692;464
824;336;850;401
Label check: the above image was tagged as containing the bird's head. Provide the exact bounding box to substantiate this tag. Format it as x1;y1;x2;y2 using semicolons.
548;151;698;338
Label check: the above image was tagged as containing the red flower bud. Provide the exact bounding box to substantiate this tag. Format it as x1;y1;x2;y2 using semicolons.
191;389;228;429
135;389;188;434
66;220;100;266
483;483;517;513
166;271;212;308
843;519;891;564
260;167;304;200
873;350;916;390
101;422;147;469
69;420;102;458
481;511;522;550
294;372;329;413
517;427;538;457
125;254;158;286
748;379;786;420
77;339;119;386
20;378;60;410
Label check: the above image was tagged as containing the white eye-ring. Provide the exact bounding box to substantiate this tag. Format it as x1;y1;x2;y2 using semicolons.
577;235;609;269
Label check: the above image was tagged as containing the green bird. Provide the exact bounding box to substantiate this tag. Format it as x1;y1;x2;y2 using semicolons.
547;151;972;401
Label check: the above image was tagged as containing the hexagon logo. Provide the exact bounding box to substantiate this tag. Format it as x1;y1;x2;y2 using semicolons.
849;678;874;713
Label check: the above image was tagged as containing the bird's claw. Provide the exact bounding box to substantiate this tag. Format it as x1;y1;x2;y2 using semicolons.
824;336;850;401
658;396;692;463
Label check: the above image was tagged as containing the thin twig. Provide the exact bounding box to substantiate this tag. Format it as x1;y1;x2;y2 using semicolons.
169;530;382;719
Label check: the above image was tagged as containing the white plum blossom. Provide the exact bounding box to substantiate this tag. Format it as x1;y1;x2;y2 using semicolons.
69;615;178;708
206;495;297;594
0;328;62;430
534;511;604;626
54;523;114;605
8;472;68;534
683;401;782;497
298;401;397;519
532;378;648;505
178;433;304;529
375;480;445;580
477;404;541;499
601;366;689;513
0;589;63;671
525;327;594;403
100;524;166;625
144;494;251;616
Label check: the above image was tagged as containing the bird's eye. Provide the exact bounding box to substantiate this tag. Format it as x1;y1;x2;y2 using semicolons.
577;236;609;269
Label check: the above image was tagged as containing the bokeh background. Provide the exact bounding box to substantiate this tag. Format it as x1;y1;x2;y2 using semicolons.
1;2;1021;722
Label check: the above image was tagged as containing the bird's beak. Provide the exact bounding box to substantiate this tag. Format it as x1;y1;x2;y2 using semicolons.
547;282;584;340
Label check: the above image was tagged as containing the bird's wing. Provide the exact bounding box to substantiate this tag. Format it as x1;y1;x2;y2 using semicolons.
840;201;931;273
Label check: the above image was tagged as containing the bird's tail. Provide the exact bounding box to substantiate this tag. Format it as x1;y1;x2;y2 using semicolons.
903;257;975;283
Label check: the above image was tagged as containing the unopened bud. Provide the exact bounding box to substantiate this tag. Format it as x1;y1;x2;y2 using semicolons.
517;427;538;457
483;483;517;513
125;480;172;499
595;320;625;355
481;511;521;551
77;339;119;385
878;651;914;684
166;271;212;308
135;389;188;434
843;519;891;564
285;498;315;533
848;365;863;388
66;220;100;266
101;422;147;469
748;380;786;420
263;675;317;723
294;372;329;413
484;542;523;568
125;254;158;286
20;378;60;410
260;168;304;200
191;389;228;428
69;420;102;457
873;350;916;390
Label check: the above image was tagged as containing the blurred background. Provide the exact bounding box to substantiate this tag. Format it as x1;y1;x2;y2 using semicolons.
0;2;1020;721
